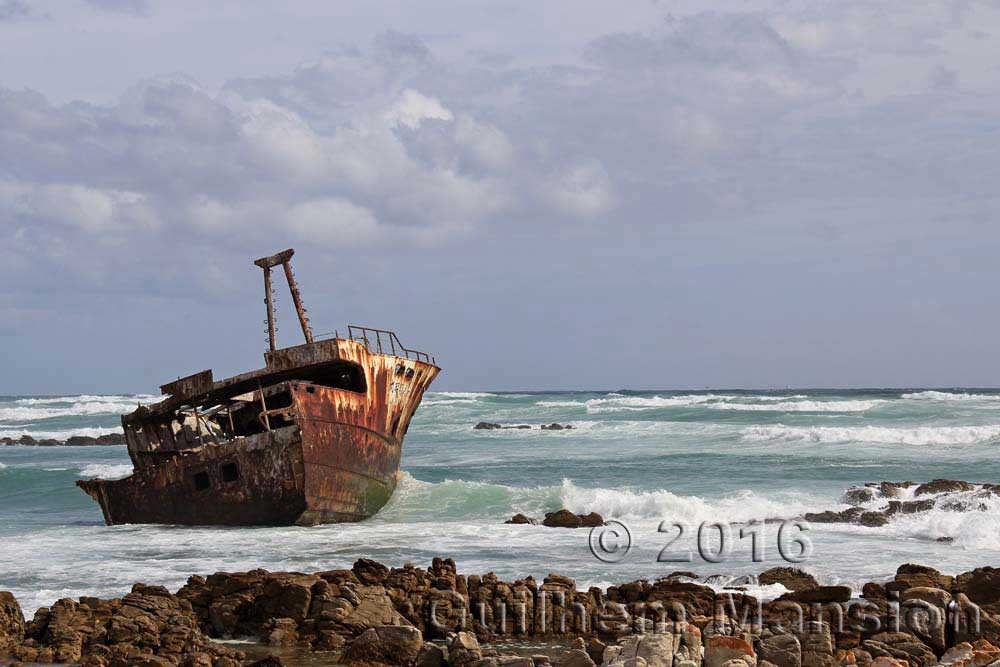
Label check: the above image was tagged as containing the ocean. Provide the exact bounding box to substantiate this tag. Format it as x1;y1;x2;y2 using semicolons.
2;389;1000;615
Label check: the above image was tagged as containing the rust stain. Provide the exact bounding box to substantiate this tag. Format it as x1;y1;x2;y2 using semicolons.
77;250;440;526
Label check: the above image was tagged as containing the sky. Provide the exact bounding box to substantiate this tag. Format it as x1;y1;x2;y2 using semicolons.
1;0;1000;394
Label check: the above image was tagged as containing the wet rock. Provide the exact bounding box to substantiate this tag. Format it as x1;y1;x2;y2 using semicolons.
542;510;604;528
804;508;865;524
341;625;423;667
0;592;25;654
843;486;878;506
586;638;608;665
414;642;446;667
96;433;126;445
474;422;503;430
883;501;935;516
449;632;484;667
541;424;574;430
543;510;583;528
352;559;390;585
914;479;974;496
777;586;852;604
878;483;916;498
757;633;801;667
758;568;819;593
891;564;953;592
955;567;1000;613
262;618;298;646
505;514;538;525
858;512;889;528
11;585;243;666
245;657;285;667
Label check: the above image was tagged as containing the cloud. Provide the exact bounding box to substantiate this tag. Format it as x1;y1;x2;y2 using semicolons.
0;0;34;21
2;5;1000;306
383;89;453;130
81;0;152;16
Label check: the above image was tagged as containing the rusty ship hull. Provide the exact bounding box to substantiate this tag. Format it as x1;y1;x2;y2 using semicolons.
78;249;439;526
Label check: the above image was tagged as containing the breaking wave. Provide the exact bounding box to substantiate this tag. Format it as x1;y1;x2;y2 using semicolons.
11;394;161;406
742;424;1000;446
423;392;498;406
709;400;884;413
78;463;133;480
384;473;821;525
537;393;865;414
0;401;143;422
559;480;820;523
902;391;1000;402
582;394;735;413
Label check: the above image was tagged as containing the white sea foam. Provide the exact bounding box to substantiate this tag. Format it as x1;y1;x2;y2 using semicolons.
78;463;134;480
902;391;1000;402
556;393;820;414
0;401;144;422
423;392;498;406
0;427;123;440
710;400;884;413
742;424;1000;446
584;394;735;413
0;462;6;470
558;479;819;523
13;394;161;406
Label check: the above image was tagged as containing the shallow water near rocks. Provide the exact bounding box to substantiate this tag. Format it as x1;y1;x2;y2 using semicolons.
3;389;1000;615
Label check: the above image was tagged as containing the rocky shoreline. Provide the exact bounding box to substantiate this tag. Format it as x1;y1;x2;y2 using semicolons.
3;558;1000;667
0;433;125;447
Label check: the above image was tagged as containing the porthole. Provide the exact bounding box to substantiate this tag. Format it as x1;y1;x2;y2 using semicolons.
193;471;211;492
220;462;240;484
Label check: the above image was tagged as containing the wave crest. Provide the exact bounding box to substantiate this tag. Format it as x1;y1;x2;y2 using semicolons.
742;424;1000;446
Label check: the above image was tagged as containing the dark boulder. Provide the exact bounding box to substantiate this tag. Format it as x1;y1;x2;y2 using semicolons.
758;567;819;592
505;514;538;525
914;479;974;496
542;510;582;528
341;625;423;667
777;586;852;604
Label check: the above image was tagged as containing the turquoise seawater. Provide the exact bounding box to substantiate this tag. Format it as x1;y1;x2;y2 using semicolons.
3;389;1000;614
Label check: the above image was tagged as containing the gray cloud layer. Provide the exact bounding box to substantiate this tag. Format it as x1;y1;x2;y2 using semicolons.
2;1;999;392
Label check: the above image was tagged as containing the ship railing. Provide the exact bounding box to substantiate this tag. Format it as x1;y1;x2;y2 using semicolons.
344;325;435;364
312;325;436;364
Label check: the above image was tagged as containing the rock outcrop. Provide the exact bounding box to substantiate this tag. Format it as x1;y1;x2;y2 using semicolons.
4;558;1000;666
0;433;126;446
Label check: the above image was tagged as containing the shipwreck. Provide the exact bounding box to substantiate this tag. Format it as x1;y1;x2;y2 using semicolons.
78;249;439;526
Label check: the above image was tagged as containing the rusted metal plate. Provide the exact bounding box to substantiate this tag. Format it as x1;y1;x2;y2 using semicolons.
159;370;214;400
